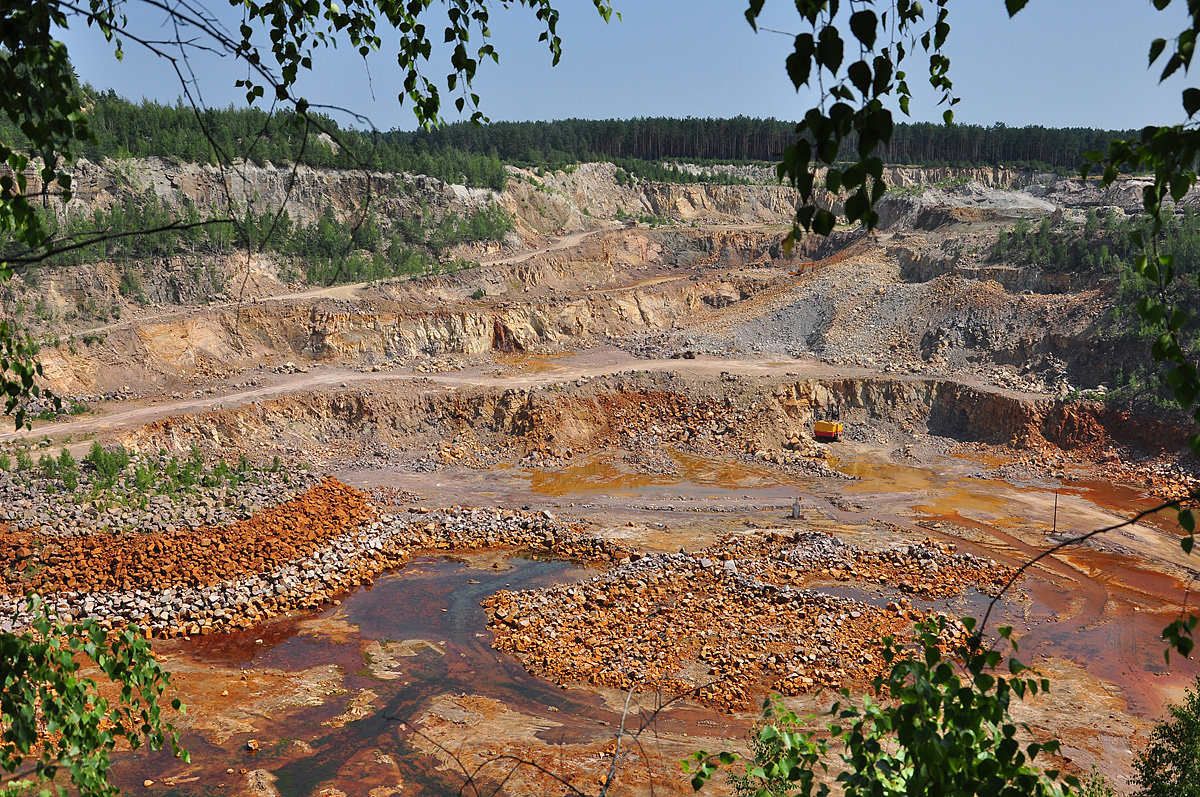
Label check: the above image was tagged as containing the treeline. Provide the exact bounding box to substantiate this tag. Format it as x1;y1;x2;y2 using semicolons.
394;118;1135;173
9;196;514;287
1;90;1140;188
0;88;509;190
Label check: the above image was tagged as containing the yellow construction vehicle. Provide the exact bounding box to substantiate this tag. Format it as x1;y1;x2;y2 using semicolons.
813;407;843;442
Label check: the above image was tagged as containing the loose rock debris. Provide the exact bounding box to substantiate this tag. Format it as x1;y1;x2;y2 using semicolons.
0;487;626;638
484;530;1013;712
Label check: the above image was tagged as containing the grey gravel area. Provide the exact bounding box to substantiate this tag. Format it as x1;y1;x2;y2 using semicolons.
0;457;323;536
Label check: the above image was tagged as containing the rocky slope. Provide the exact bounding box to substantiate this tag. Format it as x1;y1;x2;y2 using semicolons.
9;155;1195;461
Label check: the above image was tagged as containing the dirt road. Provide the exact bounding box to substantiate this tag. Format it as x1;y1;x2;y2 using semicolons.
1;350;870;444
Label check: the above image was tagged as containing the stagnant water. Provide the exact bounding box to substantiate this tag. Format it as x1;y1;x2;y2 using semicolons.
110;555;633;795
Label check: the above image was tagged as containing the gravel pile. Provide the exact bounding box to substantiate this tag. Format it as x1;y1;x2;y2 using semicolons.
483;531;991;711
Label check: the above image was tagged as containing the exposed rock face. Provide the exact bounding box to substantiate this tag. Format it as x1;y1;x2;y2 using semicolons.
896;244;1082;293
33;223;791;392
14;156;1196;417
538;162;1059;227
119;370;1174;472
877;183;1058;230
1031;176;1200;213
638;182;799;223
34;157;499;226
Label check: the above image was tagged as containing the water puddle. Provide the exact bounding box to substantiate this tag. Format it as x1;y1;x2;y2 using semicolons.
832;458;944;492
494;352;580;374
810;582;995;615
526;449;792;497
819;453;1200;718
113;554;621;796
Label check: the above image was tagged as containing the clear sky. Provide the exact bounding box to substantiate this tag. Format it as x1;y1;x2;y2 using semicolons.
60;0;1195;132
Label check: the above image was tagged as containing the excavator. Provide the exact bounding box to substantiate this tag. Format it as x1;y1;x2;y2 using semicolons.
813;405;843;442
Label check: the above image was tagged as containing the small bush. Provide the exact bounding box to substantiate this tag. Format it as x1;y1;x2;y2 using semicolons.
132;465;154;492
38;454;57;479
1133;675;1200;796
15;449;34;472
1077;765;1119;797
119;267;146;303
59;452;79;489
85;442;131;489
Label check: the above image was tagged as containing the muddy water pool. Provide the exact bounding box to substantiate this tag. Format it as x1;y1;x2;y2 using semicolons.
113;554;636;795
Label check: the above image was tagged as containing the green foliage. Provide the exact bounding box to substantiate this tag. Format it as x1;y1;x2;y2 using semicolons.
400;117;1130;175
14;448;33;472
0;453;10;471
4;197;513;288
3;196;238;275
13;446;291;521
1132;676;1200;797
744;0;959;244
1074;8;1200;658
119;266;146;303
471;287;486;300
293;203;511;285
37;452;57;479
1076;766;1119;797
84;442;131;490
132;463;154;492
687;618;1073;797
990;209;1200;409
728;698;828;797
836;621;1068;796
0;596;187;797
0;90;514;189
987;208;1200;277
612;158;754;185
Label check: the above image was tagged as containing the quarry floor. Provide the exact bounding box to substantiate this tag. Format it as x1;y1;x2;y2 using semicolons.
22;351;1184;796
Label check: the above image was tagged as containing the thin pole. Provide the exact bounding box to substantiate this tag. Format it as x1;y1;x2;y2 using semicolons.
1052;489;1059;534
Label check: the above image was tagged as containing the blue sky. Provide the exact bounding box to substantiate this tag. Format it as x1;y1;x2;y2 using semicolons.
61;0;1194;131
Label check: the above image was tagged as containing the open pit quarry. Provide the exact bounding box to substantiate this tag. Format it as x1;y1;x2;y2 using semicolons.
2;158;1198;796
